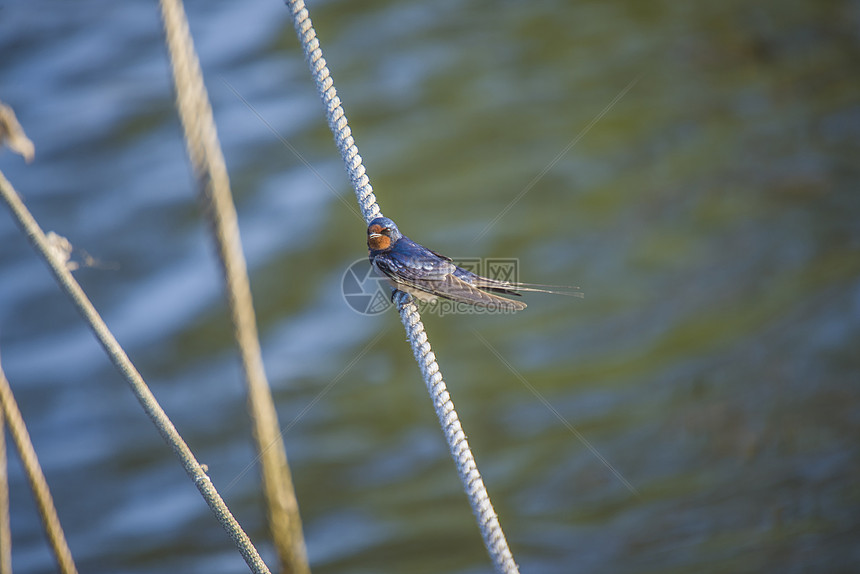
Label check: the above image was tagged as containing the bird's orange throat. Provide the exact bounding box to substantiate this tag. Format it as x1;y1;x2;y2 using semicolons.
367;223;391;251
368;234;391;251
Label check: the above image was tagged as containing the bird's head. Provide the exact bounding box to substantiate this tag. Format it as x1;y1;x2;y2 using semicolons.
367;217;401;252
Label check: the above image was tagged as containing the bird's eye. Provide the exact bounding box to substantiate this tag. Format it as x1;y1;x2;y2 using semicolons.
382;228;390;235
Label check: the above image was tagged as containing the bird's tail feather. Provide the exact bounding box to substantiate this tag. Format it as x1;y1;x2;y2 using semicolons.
472;278;583;298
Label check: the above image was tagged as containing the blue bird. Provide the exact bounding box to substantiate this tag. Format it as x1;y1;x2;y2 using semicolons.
367;216;580;312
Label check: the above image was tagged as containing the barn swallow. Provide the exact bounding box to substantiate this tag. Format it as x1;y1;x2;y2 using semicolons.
367;216;580;312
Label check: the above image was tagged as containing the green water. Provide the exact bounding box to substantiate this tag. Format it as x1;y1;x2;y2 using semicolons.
0;0;858;572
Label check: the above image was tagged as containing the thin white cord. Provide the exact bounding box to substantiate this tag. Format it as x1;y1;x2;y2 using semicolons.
284;2;521;571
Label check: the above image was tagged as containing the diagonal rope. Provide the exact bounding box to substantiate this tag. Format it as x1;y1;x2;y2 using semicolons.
0;103;75;574
158;1;309;572
0;169;271;574
395;293;519;573
286;0;382;224
0;379;13;574
0;98;17;567
284;2;519;571
0;357;78;574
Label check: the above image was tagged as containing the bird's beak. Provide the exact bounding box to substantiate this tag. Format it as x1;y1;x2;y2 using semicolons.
369;233;382;239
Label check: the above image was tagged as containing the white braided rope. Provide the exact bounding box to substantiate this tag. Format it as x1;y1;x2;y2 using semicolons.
394;292;519;573
287;0;381;223
284;2;520;572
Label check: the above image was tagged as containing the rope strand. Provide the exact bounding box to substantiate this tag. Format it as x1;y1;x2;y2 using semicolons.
0;358;78;574
158;0;309;571
287;1;381;223
284;2;519;571
0;169;271;574
0;380;13;574
395;293;519;573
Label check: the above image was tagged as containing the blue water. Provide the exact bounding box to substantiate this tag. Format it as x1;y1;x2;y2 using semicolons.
1;1;859;572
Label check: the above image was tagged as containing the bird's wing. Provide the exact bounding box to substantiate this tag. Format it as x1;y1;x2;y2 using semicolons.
426;273;527;311
375;253;525;311
374;245;456;282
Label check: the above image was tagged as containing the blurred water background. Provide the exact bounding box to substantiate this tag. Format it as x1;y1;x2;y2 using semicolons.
1;0;859;572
